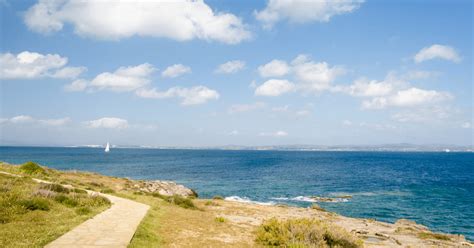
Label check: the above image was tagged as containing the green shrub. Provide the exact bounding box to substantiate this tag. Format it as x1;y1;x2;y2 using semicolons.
205;200;220;206
20;198;50;211
87;195;111;207
256;218;363;248
54;194;78;207
418;232;451;241
40;183;70;193
165;195;197;209
100;188;115;194
215;216;226;223
72;188;87;194
20;162;46;175
213;195;224;200
75;207;91;215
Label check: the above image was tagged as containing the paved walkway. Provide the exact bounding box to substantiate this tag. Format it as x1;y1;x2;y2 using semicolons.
0;171;150;248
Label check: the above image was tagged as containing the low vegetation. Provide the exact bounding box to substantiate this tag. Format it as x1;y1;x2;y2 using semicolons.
215;216;226;223
0;169;110;247
417;232;451;241
256;218;363;248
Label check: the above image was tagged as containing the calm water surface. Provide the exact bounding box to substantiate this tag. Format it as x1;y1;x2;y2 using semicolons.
1;147;473;240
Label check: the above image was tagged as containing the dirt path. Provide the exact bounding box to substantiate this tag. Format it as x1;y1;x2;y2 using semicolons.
0;171;150;248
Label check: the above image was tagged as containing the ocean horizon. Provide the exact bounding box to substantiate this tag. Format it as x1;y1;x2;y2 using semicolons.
1;146;472;241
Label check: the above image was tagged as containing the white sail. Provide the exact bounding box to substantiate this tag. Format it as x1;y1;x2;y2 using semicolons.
105;142;110;152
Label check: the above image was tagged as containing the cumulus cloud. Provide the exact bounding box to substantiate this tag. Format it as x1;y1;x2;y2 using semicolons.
336;78;394;97
0;51;84;79
258;59;290;77
215;60;245;74
161;64;191;78
65;63;155;92
255;0;364;28
255;54;344;96
24;0;251;44
258;130;288;137
362;88;452;109
1;115;71;126
292;55;345;93
136;86;219;105
255;79;295;96
85;117;128;129
414;44;461;63
228;102;266;114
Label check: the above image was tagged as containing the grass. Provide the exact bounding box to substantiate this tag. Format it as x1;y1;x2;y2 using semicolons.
255;218;363;248
418;232;452;241
19;162;46;175
163;194;197;210
213;195;224;200
0;171;110;248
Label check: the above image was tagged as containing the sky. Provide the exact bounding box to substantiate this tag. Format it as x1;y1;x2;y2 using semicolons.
0;0;472;147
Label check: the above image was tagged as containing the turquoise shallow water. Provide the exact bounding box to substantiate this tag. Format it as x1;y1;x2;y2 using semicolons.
0;147;473;240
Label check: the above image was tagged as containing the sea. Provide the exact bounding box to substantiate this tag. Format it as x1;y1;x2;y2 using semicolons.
0;146;472;240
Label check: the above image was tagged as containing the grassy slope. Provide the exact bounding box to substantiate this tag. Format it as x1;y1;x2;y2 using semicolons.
0;171;110;247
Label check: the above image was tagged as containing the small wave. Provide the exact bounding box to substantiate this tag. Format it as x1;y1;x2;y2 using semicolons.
224;196;275;206
292;196;349;203
270;197;290;200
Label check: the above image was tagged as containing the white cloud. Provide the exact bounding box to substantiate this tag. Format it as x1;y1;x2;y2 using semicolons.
51;66;87;79
414;44;461;63
2;115;71;126
255;54;344;95
272;105;289;112
258;59;289;77
24;0;251;44
215;60;245;74
391;107;452;123
38;117;71;126
292;55;344;93
342;120;353;126
295;110;310;117
359;122;396;131
136;86;219;105
255;0;364;28
228;102;266;114
258;130;288;137
341;78;393;97
9;115;35;124
362;88;452;109
228;130;239;135
405;70;439;80
0;51;84;79
67;63;155;92
461;122;471;129
161;64;191;78
85;117;128;129
255;79;295;96
64;79;88;92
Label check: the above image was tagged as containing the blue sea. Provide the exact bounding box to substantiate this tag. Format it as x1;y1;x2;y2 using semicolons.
0;147;473;240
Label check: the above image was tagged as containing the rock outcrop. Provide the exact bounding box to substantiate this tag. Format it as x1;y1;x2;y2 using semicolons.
132;180;197;198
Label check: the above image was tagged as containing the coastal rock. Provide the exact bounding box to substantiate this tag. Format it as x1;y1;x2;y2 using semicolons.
132;180;197;198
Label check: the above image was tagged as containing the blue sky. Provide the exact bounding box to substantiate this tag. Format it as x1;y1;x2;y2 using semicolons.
0;0;472;147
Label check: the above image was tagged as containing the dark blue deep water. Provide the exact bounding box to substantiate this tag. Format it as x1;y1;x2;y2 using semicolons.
1;147;473;240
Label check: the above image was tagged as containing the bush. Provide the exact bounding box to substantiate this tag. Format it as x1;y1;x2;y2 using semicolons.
213;195;224;200
75;207;91;215
100;188;115;194
72;188;87;194
310;203;326;212
40;183;70;193
256;218;363;248
215;216;226;223
54;194;78;207
87;195;111;207
418;232;451;241
205;200;220;206
20;162;46;175
165;195;197;209
20;198;50;211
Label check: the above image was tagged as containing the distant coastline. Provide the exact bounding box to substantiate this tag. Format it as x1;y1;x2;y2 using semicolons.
0;144;472;152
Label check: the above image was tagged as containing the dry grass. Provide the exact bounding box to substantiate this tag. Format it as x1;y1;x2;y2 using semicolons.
256;218;363;248
0;172;110;248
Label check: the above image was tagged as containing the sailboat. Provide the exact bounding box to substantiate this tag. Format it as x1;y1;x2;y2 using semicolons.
105;142;110;153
